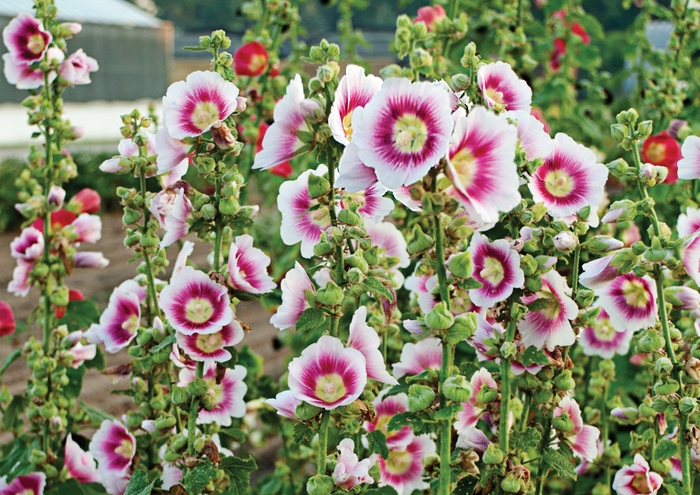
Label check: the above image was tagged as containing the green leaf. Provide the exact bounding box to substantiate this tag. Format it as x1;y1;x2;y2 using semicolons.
80;400;116;424
149;334;176;355
654;439;678;461
457;278;483;291
510;428;542;452
64;365;86;399
84;346;106;370
0;435;35;480
182;460;216;495
366;430;390;458
363;278;393;300
124;469;155;495
364;487;398;495
220;427;246;443
387;412;428;434
384;381;409;398
182;45;209;52
519;347;550;367
526;298;553;313
0;348;21;380
295;308;327;332
220;347;239;369
435;404;461;421
452;476;478;495
542;447;577;481
57;300;101;331
220;456;257;495
293;423;315;444
2;394;29;430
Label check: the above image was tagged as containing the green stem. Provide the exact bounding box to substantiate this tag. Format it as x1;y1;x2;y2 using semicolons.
187;361;205;455
324;134;344;287
601;381;611;490
138;165;159;323
317;410;330;475
213;175;223;272
535;414;553;495
519;393;531;433
499;305;517;454
679;414;693;493
571;245;581;294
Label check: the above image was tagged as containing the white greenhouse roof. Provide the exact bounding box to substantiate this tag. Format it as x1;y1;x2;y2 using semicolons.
0;0;162;28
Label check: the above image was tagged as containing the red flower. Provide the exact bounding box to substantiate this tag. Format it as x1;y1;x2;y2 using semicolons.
234;41;269;77
256;122;293;178
31;209;77;233
0;300;16;337
550;11;590;71
55;289;85;319
414;4;446;31
642;131;681;184
67;188;101;214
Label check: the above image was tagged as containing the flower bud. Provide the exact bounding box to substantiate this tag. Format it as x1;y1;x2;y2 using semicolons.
552;412;575;433
610;123;628;142
155;416;177;430
637;120;653;139
171;386;189;405
407;224;434;254
338;209;362;227
316;281;344;306
345;253;368;273
425;302;454;331
296;401;322;421
201;203;217;219
653;380;680;396
307;475;335;495
447;252;473;279
187;378;209;397
447;312;478;343
483;443;505;465
554;370;576;391
122;207;142;225
500;473;521;493
421;192;445;214
475;384;499;405
685;357;700;381
553;231;577;251
220;197;240;216
307;173;331;199
611;407;638;423
408;384;436;411
532;388;554;404
443;375;471;402
679;397;697;415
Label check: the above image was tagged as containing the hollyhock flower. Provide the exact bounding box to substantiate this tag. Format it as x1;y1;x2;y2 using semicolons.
348;307;397;385
468;232;525;307
350;78;453;189
47;185;66;208
329;64;383;146
378;434;435;495
178;362;247;425
267;390;302;419
176;320;244;362
65;434;100;483
642;131;681;184
553;397;600;460
149;182;186;228
255;122;292;178
506;110;553;161
392;337;442;379
0;472;46;495
0;300;16;337
414;4;446;30
65;339;97;369
456;426;491;453
160;266;232;335
364;221;410;269
550;24;590;71
170;343;196;371
3;13;51;63
99;134;157;174
70;213;102;244
3;53;47;89
446;106;520;223
8;259;32;297
85;288;140;353
579;308;634;358
161;460;182;491
253;75;322;170
163;71;239;139
278;165;332;258
155;128;190;182
469;314;504;362
333;438;375;490
612;454;663;495
365;392;412;448
666;286;700;311
405;270;433;311
679;135;700;180
519;270;578;351
579;254;620;290
89;420;135;476
60;49;98;85
529;133;608;217
287;336;367;409
343;185;394;224
160;188;192;248
270;262;314;330
596;273;658;333
477;61;532;111
234;41;268;77
100;472;129;495
678;207;700;238
227;234;275;294
74;251;109;269
336;143;380;192
455;368;498;431
31;209;77;233
10;226;43;261
68;188;101;214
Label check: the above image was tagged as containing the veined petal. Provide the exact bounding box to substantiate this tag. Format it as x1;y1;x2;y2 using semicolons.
348;307;398;385
329;64;383;146
596;273;658;332
477;61;532;111
89;420;135;477
392;338;442;378
227;234;276;294
678;135;700;180
65;434;101;483
468;232;524;307
270;262;314;330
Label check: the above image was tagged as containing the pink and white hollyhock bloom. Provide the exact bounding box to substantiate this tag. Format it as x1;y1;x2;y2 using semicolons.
253;75;322;170
519;270;578;351
329;64;383;146
336;143;379;192
365;392;412;448
179;362;247;425
8;259;32;297
278;165;332;258
48;185;66;208
227;234;275;294
468;232;525;307
350;78;453;189
267;390;302;419
579;254;620;290
596;273;658;333
60;49;98;85
160;187;193;248
160;266;232;335
89;420;135;476
176;320;244;362
100;472;129;495
579;308;634;358
455;368;498;431
677;207;700;238
3;13;51;63
553;397;600;461
348;307;397;385
477;61;532;111
345;185;394;224
456;426;491;453
678;135;700;180
0;472;46;495
172;241;194;279
333;438;375;490
3;52;47;89
74;251;110;269
612;454;663;495
99;134;157;174
85;288;140;353
288;336;367;410
666;286;700;311
365;220;410;270
404;270;434;312
682;235;700;287
378;434;435;495
270;262;314;330
469;313;505;362
155;128;190;181
392;337;442;379
71;213;102;244
10;226;43;261
163;71;239;139
65;434;101;483
529;133;608;217
446;106;520;224
149;182;185;227
505;110;553;161
65;339;97;368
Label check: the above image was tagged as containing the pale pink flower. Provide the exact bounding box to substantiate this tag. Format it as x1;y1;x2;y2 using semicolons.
160;266;232;335
596;273;658;332
365;392;412;448
579;308;634;358
8;259;32;297
155;128;190;181
99;135;157;174
163;71;240;139
579;254;620;290
378;434;435;495
666;286;700;311
178;362;247;426
100;472;129;495
365;221;410;269
677;207;700;238
0;472;46;495
678;135;700;180
345;185;394;223
348;307;397;385
468;232;525;307
392;337;442;379
227;234;275;294
71;213;102;244
455;368;498;431
266;390;301;419
172;241;194;279
329;64;383;146
89;420;135;476
2;13;51;63
74;251;109;268
553;397;600;461
455;426;491;453
287;335;367;410
333;438;375;490
270;262;314;330
84;288;140;353
468;313;504;363
682;235;700;287
60;49;98;85
612;454;663;495
65;434;101;483
477;61;532;111
505;110;553;161
160;188;192;248
176;320;244;362
65;340;97;368
10;226;43;261
446;106;520;224
529;133;608;218
336;143;379;192
3;52;48;89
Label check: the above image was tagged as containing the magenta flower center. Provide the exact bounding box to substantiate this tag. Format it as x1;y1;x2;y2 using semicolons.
392;114;428;154
196;332;224;352
192;101;219;131
315;373;347;403
384;449;412;474
28;33;47;55
544;170;573;197
621;280;650;308
185;298;215;324
479;257;505;285
631;473;652;494
114;438;134;460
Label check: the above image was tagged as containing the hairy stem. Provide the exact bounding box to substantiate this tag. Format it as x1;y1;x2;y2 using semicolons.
317;410;330;475
187;360;205;455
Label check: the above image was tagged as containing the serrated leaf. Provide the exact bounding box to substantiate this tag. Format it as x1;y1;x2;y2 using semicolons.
654;439;678;461
57;300;101;331
0;435;35;480
542;447;577;481
220;456;257;495
387;411;425;433
364;487;398;495
64;365;86;399
458;278;483;290
519;347;550;367
84;346;106;370
363;277;393;300
435;404;461;421
124;470;154;495
526;298;553;313
220;427;246;442
366;430;390;458
182;460;216;495
383;381;409;397
293;422;315;444
220;347;239;369
2;394;29;430
149;334;176;355
80;400;116;425
452;476;478;495
295;308;327;332
510;428;542;452
0;348;21;380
